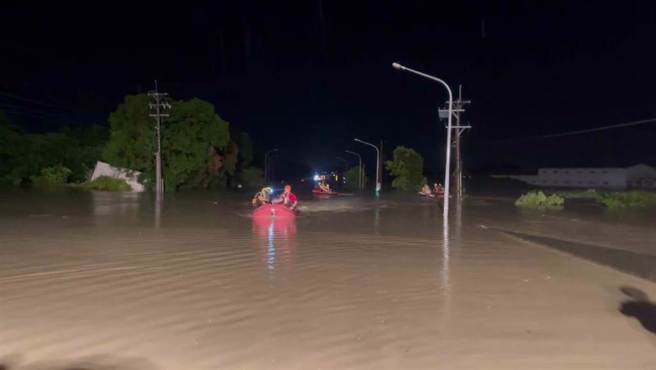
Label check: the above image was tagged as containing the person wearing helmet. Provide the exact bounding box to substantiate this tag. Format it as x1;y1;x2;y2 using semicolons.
252;186;273;208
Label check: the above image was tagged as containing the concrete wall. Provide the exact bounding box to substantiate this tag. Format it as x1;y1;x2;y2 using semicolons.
626;164;656;189
90;161;144;192
536;168;626;189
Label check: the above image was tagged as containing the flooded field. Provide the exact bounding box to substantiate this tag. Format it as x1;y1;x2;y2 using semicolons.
1;190;655;369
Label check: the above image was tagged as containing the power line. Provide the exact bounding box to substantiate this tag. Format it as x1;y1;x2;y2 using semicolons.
538;118;656;138
0;91;75;111
495;117;656;143
0;103;68;116
1;109;62;120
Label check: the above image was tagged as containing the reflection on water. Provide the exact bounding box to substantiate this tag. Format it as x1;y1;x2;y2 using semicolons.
154;192;162;229
252;216;297;273
2;191;656;368
373;207;381;234
91;191;142;227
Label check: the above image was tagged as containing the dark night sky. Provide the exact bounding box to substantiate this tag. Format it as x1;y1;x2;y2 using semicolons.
2;1;656;177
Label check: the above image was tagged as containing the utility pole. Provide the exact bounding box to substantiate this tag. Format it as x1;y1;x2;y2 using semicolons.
440;85;471;200
148;81;171;194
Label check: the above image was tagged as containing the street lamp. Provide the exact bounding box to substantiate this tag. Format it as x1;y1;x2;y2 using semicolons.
354;138;381;193
392;62;453;220
345;150;362;190
264;148;278;183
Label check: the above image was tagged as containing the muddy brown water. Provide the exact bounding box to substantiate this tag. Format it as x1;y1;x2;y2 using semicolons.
1;190;655;369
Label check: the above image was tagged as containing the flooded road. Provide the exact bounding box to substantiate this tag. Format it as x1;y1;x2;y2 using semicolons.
1;191;655;369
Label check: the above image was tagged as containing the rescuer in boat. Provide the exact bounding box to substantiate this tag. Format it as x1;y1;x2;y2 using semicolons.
433;182;445;196
419;183;434;197
273;184;298;210
318;181;331;193
252;187;273;208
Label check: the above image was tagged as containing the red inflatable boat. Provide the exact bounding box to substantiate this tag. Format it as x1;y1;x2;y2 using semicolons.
252;204;296;220
312;188;338;196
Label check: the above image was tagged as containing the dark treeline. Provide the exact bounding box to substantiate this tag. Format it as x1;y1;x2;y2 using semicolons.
0;95;262;191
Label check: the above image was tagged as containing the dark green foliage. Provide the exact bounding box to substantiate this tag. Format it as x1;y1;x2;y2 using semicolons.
30;165;72;188
344;166;367;191
162;98;231;190
103;95;231;191
385;146;426;192
81;176;131;191
239;166;264;189
597;191;656;210
0;114;31;185
237;132;254;167
103;94;155;179
0;111;107;186
558;189;656;210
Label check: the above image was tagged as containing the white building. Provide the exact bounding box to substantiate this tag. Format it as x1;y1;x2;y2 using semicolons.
494;164;656;190
90;161;144;192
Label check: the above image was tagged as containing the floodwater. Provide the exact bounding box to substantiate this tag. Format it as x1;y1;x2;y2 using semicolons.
1;190;655;369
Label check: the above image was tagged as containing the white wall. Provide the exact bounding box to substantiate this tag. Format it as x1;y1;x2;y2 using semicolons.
90;161;144;192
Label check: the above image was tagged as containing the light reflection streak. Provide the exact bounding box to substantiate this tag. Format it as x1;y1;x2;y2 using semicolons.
267;222;276;271
253;216;297;274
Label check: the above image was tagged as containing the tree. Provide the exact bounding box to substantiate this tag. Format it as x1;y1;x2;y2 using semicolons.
103;94;154;180
161;98;231;190
385;146;426;192
237;132;254;167
344;166;367;191
0;113;32;185
239;167;264;189
0;110;107;186
103;95;231;191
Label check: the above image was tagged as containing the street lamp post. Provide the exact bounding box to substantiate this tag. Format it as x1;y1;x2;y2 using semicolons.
345;150;362;190
354;138;381;193
392;62;453;220
264;149;278;183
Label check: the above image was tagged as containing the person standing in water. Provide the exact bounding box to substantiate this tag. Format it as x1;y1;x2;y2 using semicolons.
273;184;298;210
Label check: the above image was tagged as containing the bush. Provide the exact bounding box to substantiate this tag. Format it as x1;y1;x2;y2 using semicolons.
82;176;131;191
515;191;564;210
30;165;72;188
597;191;656;210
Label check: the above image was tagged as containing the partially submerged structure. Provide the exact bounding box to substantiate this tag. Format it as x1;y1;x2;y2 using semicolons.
493;164;656;190
90;161;144;192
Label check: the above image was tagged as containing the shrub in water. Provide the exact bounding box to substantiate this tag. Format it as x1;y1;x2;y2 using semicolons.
82;176;131;191
597;191;656;210
31;165;72;188
515;191;564;210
